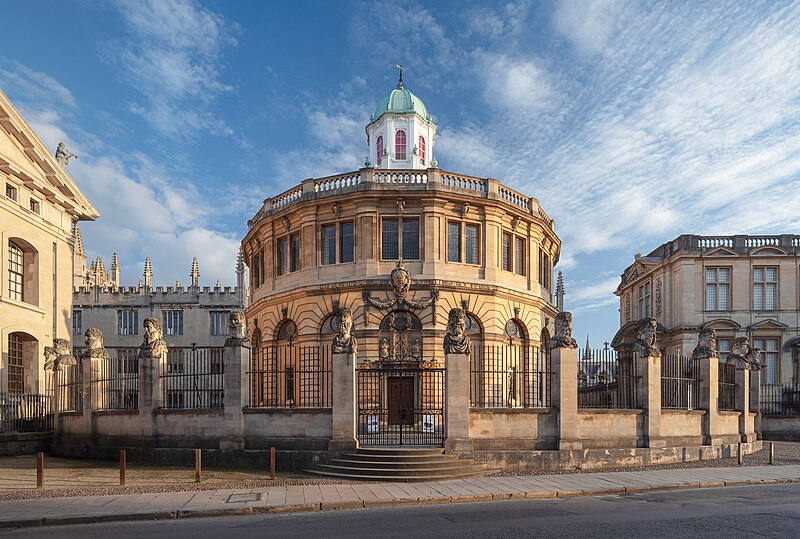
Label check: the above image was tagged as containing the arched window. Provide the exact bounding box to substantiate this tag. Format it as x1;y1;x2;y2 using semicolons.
8;241;24;301
395;130;407;160
7;333;24;393
376;135;383;166
418;136;425;165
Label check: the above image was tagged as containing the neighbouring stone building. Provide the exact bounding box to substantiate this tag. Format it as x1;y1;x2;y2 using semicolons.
615;234;800;384
0;89;98;398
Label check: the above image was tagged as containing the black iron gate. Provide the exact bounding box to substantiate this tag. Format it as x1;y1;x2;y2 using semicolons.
356;365;445;446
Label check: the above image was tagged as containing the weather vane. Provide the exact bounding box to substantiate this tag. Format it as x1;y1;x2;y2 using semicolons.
395;63;403;88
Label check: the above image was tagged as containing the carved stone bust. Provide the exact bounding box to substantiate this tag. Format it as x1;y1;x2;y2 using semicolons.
443;308;471;355
82;327;110;362
331;307;358;354
633;318;661;358
551;311;578;349
139;317;168;360
728;336;763;370
53;338;77;369
691;327;718;360
43;345;57;371
226;311;248;345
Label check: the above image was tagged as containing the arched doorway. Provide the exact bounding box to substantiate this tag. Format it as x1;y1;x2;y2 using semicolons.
356;310;444;446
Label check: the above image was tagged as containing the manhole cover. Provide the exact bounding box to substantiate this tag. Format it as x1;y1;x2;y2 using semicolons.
227;493;262;503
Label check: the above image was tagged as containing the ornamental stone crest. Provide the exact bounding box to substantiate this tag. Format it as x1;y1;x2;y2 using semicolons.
364;261;437;310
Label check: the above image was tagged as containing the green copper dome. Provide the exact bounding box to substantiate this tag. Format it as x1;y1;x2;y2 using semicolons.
370;82;432;124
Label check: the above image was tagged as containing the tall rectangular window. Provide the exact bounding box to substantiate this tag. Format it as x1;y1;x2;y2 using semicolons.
210;311;230;336
73;310;82;336
322;224;336;265
252;249;265;288
514;237;525;275
447;222;461;262
638;282;652;318
117;309;138;335
290;233;300;272
5;183;18;201
162;310;184;335
539;250;551;289
465;224;479;265
401;218;419;260
7;241;23;301
382;219;399;260
29;198;40;214
753;338;779;384
502;233;511;272
395;130;407;160
277;238;288;276
753;266;777;311
340;222;354;263
705;267;730;311
7;333;23;394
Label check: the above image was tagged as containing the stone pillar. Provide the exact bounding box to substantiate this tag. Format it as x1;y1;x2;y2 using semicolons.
221;342;249;449
551;346;581;450
329;352;358;452
698;356;721;445
750;369;761;439
636;352;665;448
81;357;93;437
444;353;473;453
137;354;163;439
51;369;60;432
737;368;755;442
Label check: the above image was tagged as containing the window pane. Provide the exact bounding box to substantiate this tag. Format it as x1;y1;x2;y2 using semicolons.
418;136;425;165
340;222;354;263
395;130;406;160
465;225;479;264
290;234;300;272
718;338;731;354
322;225;336;265
376;135;383;166
718;267;730;282
706;284;716;311
8;241;23;301
278;238;288;276
718;283;729;310
382;219;399;260
705;268;716;283
514;237;524;275
766;283;776;310
502;233;511;271
766;267;777;281
447;222;461;262
402;218;419;260
754;283;763;310
754;267;763;282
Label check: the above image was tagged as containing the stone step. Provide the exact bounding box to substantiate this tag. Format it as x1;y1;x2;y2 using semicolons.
355;447;447;457
305;468;492;483
329;457;476;470
312;463;488;478
338;452;463;463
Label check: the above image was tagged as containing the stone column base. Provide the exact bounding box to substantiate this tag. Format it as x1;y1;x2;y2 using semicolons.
703;435;724;446
558;439;583;451
444;437;474;455
740;433;757;443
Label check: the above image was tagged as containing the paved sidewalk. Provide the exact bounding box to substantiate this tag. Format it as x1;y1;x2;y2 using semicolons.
2;465;800;529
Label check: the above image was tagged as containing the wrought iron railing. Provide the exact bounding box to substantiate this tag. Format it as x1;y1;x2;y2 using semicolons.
761;382;800;416
718;362;737;411
470;345;552;408
0;393;52;433
161;348;224;409
577;348;639;409
661;354;700;410
91;348;139;411
248;345;332;408
57;363;83;413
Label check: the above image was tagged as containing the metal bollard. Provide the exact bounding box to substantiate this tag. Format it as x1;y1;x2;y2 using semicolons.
270;447;276;480
769;442;775;465
737;442;743;465
195;449;202;483
36;452;44;489
120;450;127;487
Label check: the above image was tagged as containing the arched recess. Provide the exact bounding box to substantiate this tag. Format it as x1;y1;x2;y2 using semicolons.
319;313;338;352
6;331;38;394
379;310;423;361
7;238;39;306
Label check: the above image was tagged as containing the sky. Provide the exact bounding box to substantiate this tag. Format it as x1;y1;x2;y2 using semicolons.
1;0;799;343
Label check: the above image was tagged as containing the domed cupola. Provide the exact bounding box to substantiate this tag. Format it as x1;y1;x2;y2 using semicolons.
365;66;437;171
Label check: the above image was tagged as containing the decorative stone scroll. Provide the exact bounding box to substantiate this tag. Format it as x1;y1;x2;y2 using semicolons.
691;327;718;360
633;318;661;358
139;317;168;360
550;311;578;349
331;307;358;355
443;308;471;355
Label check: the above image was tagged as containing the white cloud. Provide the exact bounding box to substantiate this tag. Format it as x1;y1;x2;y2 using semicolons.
108;0;238;138
474;51;556;113
553;0;626;55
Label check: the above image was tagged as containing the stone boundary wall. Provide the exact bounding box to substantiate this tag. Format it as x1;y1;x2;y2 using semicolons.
762;416;800;441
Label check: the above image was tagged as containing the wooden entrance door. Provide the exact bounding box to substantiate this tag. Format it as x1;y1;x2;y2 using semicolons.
388;377;414;426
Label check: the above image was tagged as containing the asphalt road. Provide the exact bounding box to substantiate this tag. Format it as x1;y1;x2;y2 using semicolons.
2;483;799;538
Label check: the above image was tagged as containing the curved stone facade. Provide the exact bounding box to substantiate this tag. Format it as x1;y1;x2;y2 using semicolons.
242;167;561;359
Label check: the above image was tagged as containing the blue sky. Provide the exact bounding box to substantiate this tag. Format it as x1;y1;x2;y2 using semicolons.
1;0;799;342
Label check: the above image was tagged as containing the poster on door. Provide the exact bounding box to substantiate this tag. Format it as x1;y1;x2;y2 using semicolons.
422;414;435;433
367;415;379;433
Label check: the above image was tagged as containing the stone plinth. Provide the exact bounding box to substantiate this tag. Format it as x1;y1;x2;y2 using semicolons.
329;352;358;452
636;352;665;448
737;368;756;443
551;346;581;450
698;355;721;445
221;342;249;449
444;353;472;453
